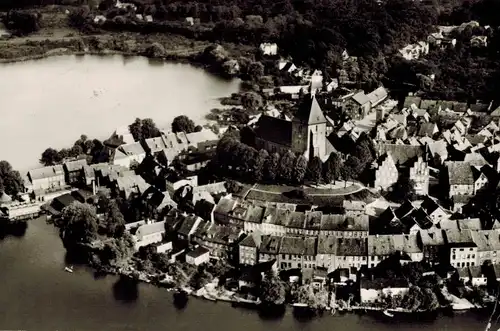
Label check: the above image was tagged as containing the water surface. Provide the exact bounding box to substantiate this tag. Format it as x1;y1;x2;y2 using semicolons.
0;217;490;331
0;55;240;171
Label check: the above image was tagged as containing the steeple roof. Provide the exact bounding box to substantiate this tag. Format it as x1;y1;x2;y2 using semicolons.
294;95;326;125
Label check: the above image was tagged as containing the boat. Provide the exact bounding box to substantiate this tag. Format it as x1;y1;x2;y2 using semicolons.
64;266;74;273
203;293;218;302
383;310;394;318
173;289;189;308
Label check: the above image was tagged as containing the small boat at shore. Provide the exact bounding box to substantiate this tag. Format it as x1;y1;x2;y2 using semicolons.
64;266;74;273
203;293;218;302
383;310;394;318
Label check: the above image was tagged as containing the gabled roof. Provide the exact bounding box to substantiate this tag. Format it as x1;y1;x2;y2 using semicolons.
136;221;166;237
336;238;367;256
376;143;425;166
28;165;64;181
279;236;305;255
64;159;88;172
367;87;388;106
294;95;326;125
447;162;475;185
239;232;262;248
352;91;370;105
259;235;281;254
317;234;337;254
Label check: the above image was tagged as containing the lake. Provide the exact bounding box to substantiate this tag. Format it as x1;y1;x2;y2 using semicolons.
0;217;491;331
0;54;241;171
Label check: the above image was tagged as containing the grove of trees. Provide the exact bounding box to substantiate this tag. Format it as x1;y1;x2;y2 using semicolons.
0;160;23;197
129;118;161;141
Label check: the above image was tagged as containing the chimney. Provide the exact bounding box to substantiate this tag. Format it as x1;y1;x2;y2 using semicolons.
92;180;96;195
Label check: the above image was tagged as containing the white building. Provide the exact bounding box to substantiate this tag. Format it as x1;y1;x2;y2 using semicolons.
134;221;166;250
186;246;210;266
260;43;278;56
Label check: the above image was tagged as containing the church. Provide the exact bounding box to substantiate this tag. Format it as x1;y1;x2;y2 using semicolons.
254;94;335;160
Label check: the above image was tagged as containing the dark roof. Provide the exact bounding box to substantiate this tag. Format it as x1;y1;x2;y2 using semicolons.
294;95;326;125
177;214;200;237
394;201;415;219
279;236;305;255
186;246;210;258
255;115;292;147
376;143;425;166
336;238;367;256
239;232;262;248
360;278;409;289
286;211;306;228
304;211;323;230
470;103;489;113
259;235;281;254
447;162;474;185
51;194;76;211
404;96;422;108
420;196;440;215
317;234;337;254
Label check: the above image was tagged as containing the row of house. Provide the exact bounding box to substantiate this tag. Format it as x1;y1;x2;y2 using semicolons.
112;129;219;169
212;196;369;237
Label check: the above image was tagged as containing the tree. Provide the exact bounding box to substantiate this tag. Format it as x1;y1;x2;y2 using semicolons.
129;118;143;141
264;152;280;182
241;91;263;109
323;152;342;183
0;161;23;197
40;147;62;166
141;118;161;139
278;151;296;183
70;145;83;158
306;156;323;183
293;155;308;184
342;156;363;182
253;149;269;182
172;115;196;133
247;61;264;80
59;202;99;245
259;271;286;306
102;199;126;238
387;176;417;202
189;265;213;289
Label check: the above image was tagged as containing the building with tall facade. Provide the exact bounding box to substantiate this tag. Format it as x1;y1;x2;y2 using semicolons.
254;94;334;160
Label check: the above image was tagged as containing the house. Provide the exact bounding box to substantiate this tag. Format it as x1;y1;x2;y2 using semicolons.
112;142;146;168
368;235;400;268
343;200;366;217
401;233;424;263
419;196;450;224
177;214;203;243
471;231;500;265
114;174;150;199
452;195;473;213
186;246;210;265
285;211;306;235
360;278;410;303
27;165;66;192
259;235;282;263
63;159;88;185
260;207;289;236
278;61;297;73
373;152;399;191
447;162;489;197
185;17;194;25
398;41;429;60
213;197;237;225
445;229;477;268
316;234;337;271
471;35;488;47
344;91;371;119
93;15;106;24
367;87;388;108
469;266;488;286
279;236;307;270
239;232;262;265
335;237;368;270
193;222;241;258
419;230;446;265
410;157;430;196
259;43;278;56
320;214;369;238
134;221;166;249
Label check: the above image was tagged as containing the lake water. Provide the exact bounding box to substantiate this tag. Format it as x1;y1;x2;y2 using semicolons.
0;55;240;171
0;217;491;331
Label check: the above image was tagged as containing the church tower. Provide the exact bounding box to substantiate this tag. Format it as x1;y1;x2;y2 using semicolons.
291;94;327;159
